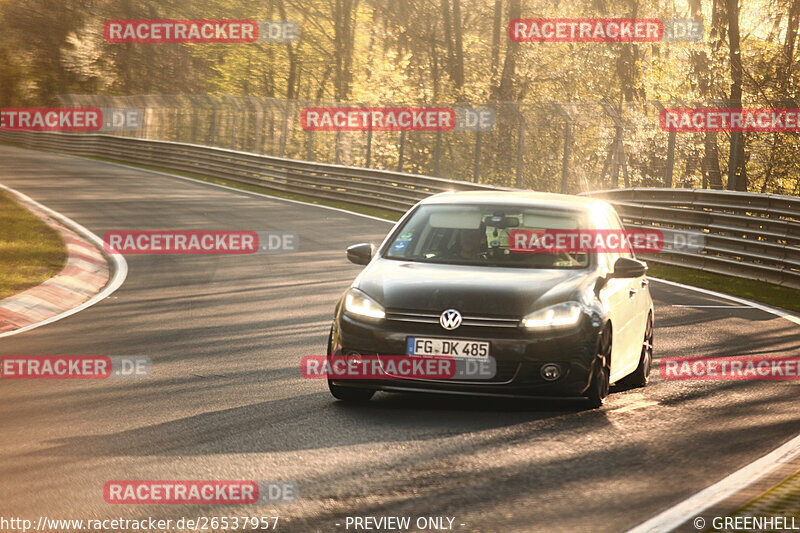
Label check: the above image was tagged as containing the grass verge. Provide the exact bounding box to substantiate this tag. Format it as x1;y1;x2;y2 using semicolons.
0;191;67;300
2;141;797;315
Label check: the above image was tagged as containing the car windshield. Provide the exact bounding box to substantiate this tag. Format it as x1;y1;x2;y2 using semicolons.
383;204;589;269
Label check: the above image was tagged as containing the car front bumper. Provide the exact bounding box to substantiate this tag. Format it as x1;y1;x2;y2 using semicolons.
330;311;603;398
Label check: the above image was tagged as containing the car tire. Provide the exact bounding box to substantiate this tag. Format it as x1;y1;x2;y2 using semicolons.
619;313;654;389
585;325;612;409
326;324;376;402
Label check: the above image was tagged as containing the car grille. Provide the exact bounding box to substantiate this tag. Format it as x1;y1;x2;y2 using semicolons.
487;361;521;383
385;309;520;328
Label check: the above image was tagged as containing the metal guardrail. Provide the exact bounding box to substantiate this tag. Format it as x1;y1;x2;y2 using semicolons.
585;188;800;289
2;131;799;290
0;131;507;214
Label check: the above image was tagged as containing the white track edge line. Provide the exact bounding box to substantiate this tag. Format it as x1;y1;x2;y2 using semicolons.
0;184;128;339
625;433;800;533
627;280;800;533
650;277;800;326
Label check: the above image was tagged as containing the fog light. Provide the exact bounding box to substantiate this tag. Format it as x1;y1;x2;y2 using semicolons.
541;363;562;381
342;350;363;364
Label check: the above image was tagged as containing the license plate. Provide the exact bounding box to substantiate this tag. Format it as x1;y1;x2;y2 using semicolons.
406;337;490;358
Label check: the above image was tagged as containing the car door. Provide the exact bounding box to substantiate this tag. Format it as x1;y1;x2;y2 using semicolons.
609;210;649;379
593;208;639;382
592;212;630;381
600;264;637;381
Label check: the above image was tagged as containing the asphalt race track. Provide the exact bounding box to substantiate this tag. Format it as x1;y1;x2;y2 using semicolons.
1;144;799;533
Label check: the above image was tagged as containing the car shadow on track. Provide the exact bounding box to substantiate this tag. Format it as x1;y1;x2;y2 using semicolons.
14;389;606;459
337;390;590;413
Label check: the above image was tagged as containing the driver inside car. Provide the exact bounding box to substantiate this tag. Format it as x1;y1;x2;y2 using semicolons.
454;228;486;260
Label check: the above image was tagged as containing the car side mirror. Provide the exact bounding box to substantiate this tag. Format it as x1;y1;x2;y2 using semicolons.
611;257;648;279
346;243;374;265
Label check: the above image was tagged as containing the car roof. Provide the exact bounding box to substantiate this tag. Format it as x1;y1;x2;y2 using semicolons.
419;190;611;213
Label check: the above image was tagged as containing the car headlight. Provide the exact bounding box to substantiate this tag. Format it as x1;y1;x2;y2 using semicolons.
344;289;386;320
521;302;583;329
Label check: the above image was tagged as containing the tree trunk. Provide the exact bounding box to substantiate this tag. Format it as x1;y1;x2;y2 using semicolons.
333;0;359;101
491;0;503;79
493;0;520;101
451;0;465;89
689;0;723;189
725;0;747;191
761;0;798;193
440;0;456;87
276;0;298;100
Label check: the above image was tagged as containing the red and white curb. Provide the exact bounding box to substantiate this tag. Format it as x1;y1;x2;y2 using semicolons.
0;184;127;338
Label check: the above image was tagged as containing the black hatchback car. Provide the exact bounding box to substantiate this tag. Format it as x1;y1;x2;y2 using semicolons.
327;191;654;407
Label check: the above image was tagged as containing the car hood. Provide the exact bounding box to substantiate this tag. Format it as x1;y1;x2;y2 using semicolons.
355;259;595;317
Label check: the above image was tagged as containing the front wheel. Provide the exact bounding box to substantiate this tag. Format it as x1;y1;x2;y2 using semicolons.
585;325;611;409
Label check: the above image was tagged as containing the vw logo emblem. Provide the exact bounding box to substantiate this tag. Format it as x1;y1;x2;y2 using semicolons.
440;309;462;330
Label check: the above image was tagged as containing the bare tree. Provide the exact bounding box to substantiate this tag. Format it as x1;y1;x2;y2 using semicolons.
725;0;747;191
690;0;724;188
